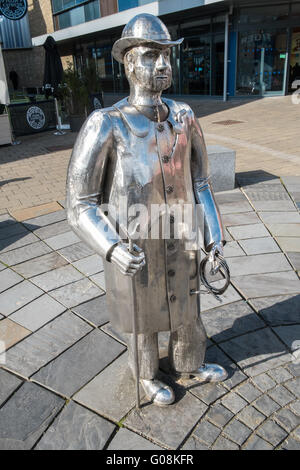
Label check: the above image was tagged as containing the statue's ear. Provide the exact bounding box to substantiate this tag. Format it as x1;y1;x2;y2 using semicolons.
124;50;134;73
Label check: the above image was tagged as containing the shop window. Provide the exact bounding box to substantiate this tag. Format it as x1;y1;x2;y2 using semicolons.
118;0;154;12
57;0;100;29
239;5;289;25
52;0;87;14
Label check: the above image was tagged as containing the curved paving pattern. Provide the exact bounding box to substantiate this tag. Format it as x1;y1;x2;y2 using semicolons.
0;175;299;450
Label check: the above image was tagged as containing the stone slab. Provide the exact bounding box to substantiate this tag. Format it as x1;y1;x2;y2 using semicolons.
44;231;80;250
58;241;95;262
221;392;248;414
286;252;300;271
229;253;291;277
0;233;40;254
201;300;264;343
10;203;63;222
236;382;262;403
74;353;142;423
207;145;236;192
257;419;288;446
193;419;221;446
250;294;300;326
267;224;300;237
223;241;245;257
204;344;247;390
4;311;92;377
212;436;239;450
252;373;277;392
9;294;66;331
201;283;242;311
259;212;300;224
273;325;300;353
237;405;265;430
232;271;300;299
35;401;115;450
181;436;209;450
0;268;23;294
0;318;31;349
222;212;261;227
284;377;300;398
30;220;70;240
227;224;270;240
0;241;52;266
219;201;253;215
0;223;29;241
0;369;22;406
253;395;280;417
32;329;125;397
252;200;296;212
276;237;300;253
90;272;106;290
242;435;273;450
49;278;104;308
23;209;66;228
13;252;68;278
267;367;293;384
239;237;280;255
223;419;252;445
0;214;17;224
108;427;162;450
0;381;65;450
268;385;296;406
72;295;109;326
72;254;104;276
0;281;42;316
274;409;300;432
30;264;84;291
219;328;292;377
205;403;234;428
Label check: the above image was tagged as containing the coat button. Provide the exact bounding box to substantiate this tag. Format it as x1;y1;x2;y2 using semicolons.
157;124;164;132
166;185;173;194
162;155;169;163
170;295;176;302
168;269;175;277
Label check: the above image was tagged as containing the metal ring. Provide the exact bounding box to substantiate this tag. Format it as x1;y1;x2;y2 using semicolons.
199;253;230;296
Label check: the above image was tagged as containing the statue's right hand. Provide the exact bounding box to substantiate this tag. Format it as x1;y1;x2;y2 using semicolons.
110;243;146;277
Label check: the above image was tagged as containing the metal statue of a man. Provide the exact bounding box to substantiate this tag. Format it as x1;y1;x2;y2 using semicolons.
67;13;228;407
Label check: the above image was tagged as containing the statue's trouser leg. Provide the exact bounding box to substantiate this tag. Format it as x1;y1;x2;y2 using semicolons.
126;332;159;380
168;316;207;373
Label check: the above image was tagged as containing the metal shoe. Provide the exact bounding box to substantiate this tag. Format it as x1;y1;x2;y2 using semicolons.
190;363;228;383
140;378;175;406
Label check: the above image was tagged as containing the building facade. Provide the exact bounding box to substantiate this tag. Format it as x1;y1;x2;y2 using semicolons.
1;0;300;97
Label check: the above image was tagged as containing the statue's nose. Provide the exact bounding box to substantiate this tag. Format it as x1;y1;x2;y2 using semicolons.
156;53;169;71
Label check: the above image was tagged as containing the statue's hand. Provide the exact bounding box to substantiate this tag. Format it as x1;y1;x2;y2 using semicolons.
110;243;146;277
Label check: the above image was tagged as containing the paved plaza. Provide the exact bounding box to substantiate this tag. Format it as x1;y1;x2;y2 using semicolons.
0;95;300;450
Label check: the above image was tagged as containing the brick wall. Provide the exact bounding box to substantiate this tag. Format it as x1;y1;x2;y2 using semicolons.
28;0;54;37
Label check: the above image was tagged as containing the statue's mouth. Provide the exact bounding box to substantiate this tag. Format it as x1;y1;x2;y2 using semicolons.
155;75;169;80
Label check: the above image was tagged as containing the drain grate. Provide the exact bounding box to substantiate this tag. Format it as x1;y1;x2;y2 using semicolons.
212;120;245;126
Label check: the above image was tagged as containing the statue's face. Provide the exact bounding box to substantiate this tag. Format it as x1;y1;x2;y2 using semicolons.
126;46;172;92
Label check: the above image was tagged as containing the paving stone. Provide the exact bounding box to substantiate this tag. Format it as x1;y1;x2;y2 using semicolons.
30;264;84;291
293;426;300;440
229;253;291;277
237;405;266;430
201;300;264;343
58;241;95;262
10;203;63;222
252;373;277;392
273;408;300;432
90;272;106;290
0;318;31;349
204;344;247;389
30;220;70;240
0;233;40;254
0;281;42;316
280;437;300;450
0;214;17;224
193;420;221;446
190;381;228;406
232;271;300;299
212;436;239;450
9;294;66;331
284;377;300;398
181;436;209;450
250;294;300;326
124;383;207;449
44;231;80;250
268;384;296;406
273;325;300;354
72;254;103;276
32;329;125;397
289;400;300;415
242;435;273;450
0;381;65;450
35;401;115;450
215;190;248;205
100;322;127;345
223;241;245;257
267;367;294;384
0;241;52;266
0;369;22;406
4;311;92;377
108;427;162;450
257;419;288;446
227;224;269;240
49;278;104;308
276;237;300;253
253;395;280;417
0;262;5;271
219;201;253;215
221;392;248;414
267;224;300;237
286;363;300;377
13;252;68;278
74;353;143;423
239;237;280;255
72;295;109;326
223;419;252;445
260;212;300;224
222;212;261;226
0;223;29;241
206;403;234;428
286;252;300;271
201;283;242;311
23;210;66;228
252;200;296;212
236;382;262;403
0;268;23;293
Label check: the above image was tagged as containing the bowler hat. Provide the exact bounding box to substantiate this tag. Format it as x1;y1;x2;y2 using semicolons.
112;13;183;64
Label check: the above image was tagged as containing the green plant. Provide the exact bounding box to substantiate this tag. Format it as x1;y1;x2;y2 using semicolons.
59;62;89;116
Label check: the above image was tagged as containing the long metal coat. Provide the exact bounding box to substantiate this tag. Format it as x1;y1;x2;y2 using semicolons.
66;97;223;334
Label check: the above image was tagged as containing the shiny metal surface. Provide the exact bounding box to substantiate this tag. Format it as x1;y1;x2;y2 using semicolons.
66;13;227;405
190;363;228;383
140;379;175;406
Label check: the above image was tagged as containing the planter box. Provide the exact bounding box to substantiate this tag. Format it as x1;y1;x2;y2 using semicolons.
0;114;12;145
